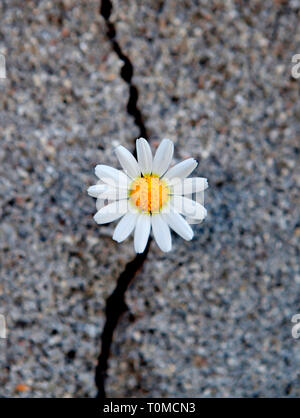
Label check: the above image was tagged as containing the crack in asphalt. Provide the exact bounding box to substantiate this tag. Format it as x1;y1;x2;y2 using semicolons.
100;0;148;140
95;240;151;399
95;0;151;399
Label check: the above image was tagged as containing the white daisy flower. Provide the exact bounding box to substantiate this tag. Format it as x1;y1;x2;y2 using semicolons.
88;138;208;253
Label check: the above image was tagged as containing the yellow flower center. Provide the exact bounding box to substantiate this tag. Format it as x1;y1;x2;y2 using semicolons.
129;175;169;214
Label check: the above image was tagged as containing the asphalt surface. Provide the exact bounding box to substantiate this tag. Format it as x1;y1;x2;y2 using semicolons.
0;0;299;397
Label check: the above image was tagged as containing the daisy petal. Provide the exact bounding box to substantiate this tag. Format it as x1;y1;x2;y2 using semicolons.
134;214;151;253
93;200;128;224
87;184;107;197
186;191;205;224
136;137;152;175
99;187;129;200
115;145;141;179
113;212;138;242
152;138;174;176
95;165;130;189
164;158;198;183
170;178;208;195
163;211;194;241
152;214;172;252
171;195;207;220
195;190;205;206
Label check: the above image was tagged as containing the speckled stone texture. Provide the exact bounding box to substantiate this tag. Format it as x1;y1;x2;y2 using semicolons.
107;0;300;397
0;0;138;397
0;0;300;398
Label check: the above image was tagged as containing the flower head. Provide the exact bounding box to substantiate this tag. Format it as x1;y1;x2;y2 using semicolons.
88;138;208;253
